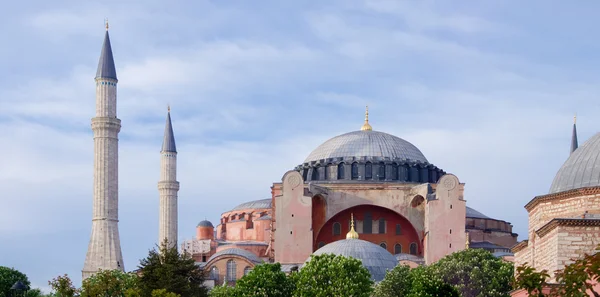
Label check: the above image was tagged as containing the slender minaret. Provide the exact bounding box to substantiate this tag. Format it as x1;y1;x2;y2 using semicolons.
82;22;124;280
571;114;578;154
158;106;179;247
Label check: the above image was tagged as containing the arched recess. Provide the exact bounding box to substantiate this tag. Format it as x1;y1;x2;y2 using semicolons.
311;194;327;245
411;195;425;208
313;204;421;254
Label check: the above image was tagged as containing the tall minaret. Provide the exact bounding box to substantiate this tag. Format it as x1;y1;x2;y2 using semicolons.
82;22;124;280
158;107;179;247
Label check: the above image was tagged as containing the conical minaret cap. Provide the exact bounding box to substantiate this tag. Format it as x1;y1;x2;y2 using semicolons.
571;114;578;154
162;107;177;153
96;24;117;80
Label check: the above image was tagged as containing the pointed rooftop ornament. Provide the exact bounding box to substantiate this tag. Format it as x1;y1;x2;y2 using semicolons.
571;113;578;154
465;232;470;249
360;105;372;131
162;106;177;153
346;213;359;239
96;20;118;80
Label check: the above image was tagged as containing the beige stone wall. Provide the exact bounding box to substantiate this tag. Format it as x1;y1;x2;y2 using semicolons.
513;244;532;270
535;228;559;280
556;225;600;271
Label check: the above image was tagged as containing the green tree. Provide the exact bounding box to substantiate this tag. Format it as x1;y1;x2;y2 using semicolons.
294;253;373;297
373;265;459;297
373;265;413;297
48;275;77;297
551;246;600;297
150;289;180;297
207;284;235;297
513;263;550;297
0;267;30;297
80;269;139;297
137;239;207;297
428;248;514;297
233;263;294;297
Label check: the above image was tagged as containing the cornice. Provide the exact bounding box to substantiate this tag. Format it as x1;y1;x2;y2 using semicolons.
524;186;600;212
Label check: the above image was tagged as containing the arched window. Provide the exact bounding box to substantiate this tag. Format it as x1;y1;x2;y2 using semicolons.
363;212;372;234
391;164;399;181
226;260;237;282
318;241;325;248
244;266;252;276
410;243;418;255
210;266;219;281
380;242;387;250
337;163;345;179
333;222;341;236
378;162;385;180
351;163;359;179
394;244;402;254
365;162;372;180
395;224;401;235
379;218;386;234
311;166;320;180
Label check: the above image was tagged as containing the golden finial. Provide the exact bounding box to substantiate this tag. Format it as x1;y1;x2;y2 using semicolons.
465;232;470;249
360;105;372;131
105;18;109;30
346;213;359;239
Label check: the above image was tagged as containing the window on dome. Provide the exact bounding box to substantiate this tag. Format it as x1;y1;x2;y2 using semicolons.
378;162;385;180
410;243;418;255
211;267;219;281
395;224;401;235
311;166;320;180
244;266;252;276
379;218;386;234
394;244;402;254
391;165;399;180
351;163;359;179
338;163;345;179
226;260;237;282
333;222;341;236
380;242;387;250
363;212;372;234
365;162;372;179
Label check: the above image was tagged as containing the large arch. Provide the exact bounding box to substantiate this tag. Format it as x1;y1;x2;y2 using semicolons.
313;204;421;255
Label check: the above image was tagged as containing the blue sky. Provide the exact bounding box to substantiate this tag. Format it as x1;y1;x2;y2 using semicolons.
2;0;600;291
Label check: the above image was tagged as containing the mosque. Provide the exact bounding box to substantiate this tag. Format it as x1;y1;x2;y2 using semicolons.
83;26;599;292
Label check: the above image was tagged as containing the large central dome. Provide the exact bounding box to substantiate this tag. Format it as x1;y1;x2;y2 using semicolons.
549;132;600;193
304;130;428;163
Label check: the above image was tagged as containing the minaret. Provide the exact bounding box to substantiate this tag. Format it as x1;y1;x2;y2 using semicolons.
83;21;124;279
158;106;179;247
571;114;578;154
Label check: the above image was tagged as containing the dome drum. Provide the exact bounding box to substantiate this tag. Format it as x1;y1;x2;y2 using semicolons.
296;158;445;183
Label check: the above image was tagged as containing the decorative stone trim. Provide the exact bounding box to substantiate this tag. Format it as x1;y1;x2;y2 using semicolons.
535;218;600;238
525;186;600;212
512;240;529;253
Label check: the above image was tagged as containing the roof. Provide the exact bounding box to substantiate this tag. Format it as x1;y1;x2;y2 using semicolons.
96;31;117;80
304;130;428;164
549;132;600;193
206;248;263;264
492;251;514;258
161;111;176;153
395;253;425;264
465;206;491;219
470;241;508;250
230;199;272;211
197;220;213;228
308;239;398;282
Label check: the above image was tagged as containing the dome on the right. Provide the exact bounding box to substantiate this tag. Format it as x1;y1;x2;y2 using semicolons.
549;132;600;193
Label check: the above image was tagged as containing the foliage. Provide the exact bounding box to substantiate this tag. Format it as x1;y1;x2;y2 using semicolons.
207;284;235;297
137;239;207;297
373;265;459;297
514;263;550;297
551;246;600;297
428;248;514;297
0;267;30;297
48;275;77;297
80;269;139;297
150;289;179;297
230;263;294;297
294;253;373;297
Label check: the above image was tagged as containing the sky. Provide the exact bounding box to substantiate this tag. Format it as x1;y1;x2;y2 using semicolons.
2;0;600;292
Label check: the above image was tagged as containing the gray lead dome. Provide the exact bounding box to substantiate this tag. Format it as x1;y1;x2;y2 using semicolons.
550;132;600;193
304;130;427;163
307;239;398;282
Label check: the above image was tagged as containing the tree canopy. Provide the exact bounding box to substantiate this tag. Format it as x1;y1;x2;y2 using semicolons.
294;253;373;297
80;270;139;297
230;263;294;297
0;267;30;297
137;240;207;297
373;264;460;297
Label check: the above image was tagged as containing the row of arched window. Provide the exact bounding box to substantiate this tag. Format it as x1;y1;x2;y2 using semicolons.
210;260;252;283
332;214;403;235
307;162;443;182
316;241;418;255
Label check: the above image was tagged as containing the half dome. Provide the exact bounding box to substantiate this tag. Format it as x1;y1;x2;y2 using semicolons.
304;130;428;164
307;239;398;281
549;132;600;193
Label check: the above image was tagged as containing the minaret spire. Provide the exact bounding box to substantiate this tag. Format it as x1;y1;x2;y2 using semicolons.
83;24;124;280
159;107;180;247
571;114;578;154
360;106;372;131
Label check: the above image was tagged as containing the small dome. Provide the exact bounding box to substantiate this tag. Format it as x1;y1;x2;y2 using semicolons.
304;130;428;164
550;132;600;193
229;199;272;212
207;248;263;264
197;220;213;228
307;239;398;281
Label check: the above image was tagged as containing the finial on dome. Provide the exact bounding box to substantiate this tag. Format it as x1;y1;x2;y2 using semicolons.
360;105;372;131
346;213;359;239
465;232;470;249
